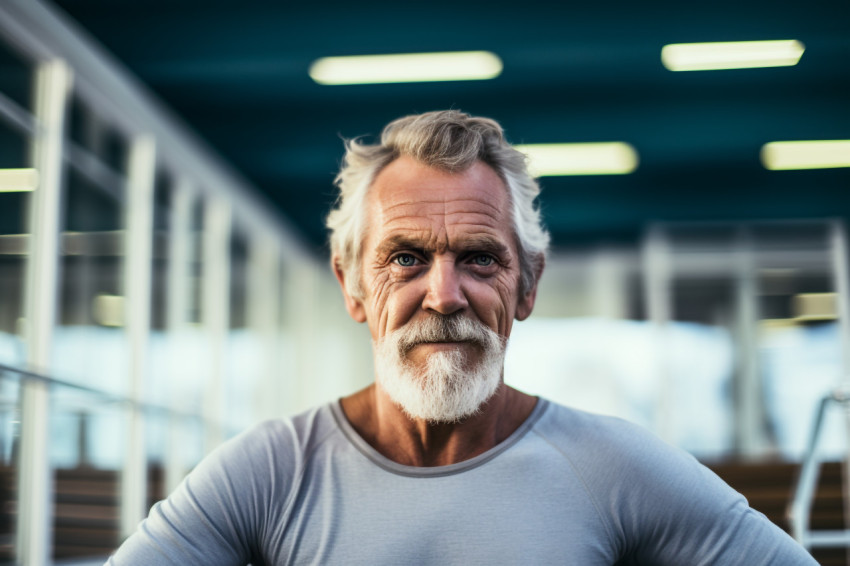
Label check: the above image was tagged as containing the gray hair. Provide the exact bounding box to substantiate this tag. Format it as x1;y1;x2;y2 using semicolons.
327;110;549;299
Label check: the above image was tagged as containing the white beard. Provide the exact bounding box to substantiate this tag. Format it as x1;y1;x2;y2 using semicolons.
374;315;506;423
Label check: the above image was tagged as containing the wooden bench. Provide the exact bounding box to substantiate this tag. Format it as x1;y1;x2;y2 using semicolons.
709;460;846;566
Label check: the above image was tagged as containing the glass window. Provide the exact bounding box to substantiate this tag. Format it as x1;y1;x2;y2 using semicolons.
167;197;207;417
0;368;22;562
55;99;128;395
145;410;166;508
0;86;34;368
0;36;34;113
50;384;125;560
146;172;172;408
225;231;259;436
189;199;205;327
68;96;128;174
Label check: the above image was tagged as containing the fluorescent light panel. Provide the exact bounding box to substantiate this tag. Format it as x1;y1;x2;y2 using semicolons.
93;294;124;327
661;40;804;71
0;168;38;192
793;292;837;321
516;143;639;176
309;51;502;85
761;140;850;170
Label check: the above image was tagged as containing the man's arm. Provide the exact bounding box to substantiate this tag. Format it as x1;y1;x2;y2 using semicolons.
549;408;817;565
105;420;294;565
600;424;817;565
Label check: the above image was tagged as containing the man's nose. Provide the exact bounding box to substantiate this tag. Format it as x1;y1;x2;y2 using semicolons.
422;259;468;315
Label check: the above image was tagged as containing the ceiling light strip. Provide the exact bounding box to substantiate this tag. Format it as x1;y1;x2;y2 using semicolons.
309;51;503;85
761;140;850;170
661;40;805;71
516;143;639;176
0;168;39;192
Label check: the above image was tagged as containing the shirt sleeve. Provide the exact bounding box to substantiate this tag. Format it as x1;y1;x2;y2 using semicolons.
105;420;293;565
583;419;818;565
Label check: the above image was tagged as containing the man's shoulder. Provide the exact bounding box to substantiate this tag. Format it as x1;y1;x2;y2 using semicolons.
533;398;699;479
535;398;657;448
247;402;339;451
201;402;341;476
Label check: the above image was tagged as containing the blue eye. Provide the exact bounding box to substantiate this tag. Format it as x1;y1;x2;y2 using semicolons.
473;255;494;266
395;254;417;267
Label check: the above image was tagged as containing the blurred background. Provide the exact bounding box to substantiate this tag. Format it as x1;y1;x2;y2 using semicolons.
0;0;848;563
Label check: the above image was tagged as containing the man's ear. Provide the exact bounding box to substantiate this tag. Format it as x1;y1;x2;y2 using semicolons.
515;257;545;321
332;255;367;323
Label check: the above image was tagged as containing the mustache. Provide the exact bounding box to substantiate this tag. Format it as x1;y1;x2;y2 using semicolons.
394;314;501;355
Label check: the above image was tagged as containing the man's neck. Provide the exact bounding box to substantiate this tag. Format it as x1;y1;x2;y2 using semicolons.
339;383;537;467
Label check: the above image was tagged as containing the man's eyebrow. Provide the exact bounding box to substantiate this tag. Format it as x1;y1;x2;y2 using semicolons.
456;236;510;255
374;234;510;256
374;235;426;256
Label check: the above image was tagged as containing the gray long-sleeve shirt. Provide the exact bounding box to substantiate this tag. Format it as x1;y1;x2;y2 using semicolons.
107;398;816;565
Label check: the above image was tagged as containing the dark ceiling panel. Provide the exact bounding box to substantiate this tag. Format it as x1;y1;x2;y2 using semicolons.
50;0;850;255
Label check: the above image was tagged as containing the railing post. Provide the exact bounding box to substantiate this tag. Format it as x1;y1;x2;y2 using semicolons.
18;58;70;566
642;225;674;444
202;199;230;453
733;226;769;456
828;221;850;561
120;134;156;538
164;181;192;495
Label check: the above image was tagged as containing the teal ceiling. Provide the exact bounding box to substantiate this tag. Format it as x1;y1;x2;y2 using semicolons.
50;0;850;255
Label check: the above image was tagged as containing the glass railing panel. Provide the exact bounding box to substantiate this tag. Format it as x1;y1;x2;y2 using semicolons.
67;95;128;175
225;230;261;436
55;163;128;396
50;383;126;561
0;34;34;113
0;95;34;369
0;367;22;563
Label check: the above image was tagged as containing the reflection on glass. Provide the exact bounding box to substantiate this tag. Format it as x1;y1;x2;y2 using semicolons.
55;163;127;395
67;96;128;174
0;36;34;112
50;385;125;560
0;102;32;368
506;317;734;458
225;231;259;436
0;369;21;562
143;410;205;508
161;198;208;417
189;200;204;328
146;172;172;408
145;412;166;510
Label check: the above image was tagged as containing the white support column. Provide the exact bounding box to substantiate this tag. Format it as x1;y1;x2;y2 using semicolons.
120;134;156;537
249;236;282;422
202;199;231;453
164;182;191;495
18;59;71;566
275;260;298;417
830;221;850;388
733;227;767;456
642;225;674;443
590;249;628;319
828;220;850;556
287;263;318;412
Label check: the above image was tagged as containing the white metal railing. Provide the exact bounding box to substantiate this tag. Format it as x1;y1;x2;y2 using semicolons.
788;388;850;549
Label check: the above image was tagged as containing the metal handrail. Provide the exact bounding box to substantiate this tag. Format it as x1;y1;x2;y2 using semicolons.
0;362;205;422
788;388;850;549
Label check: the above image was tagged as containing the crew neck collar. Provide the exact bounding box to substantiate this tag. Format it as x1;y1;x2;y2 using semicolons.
329;397;548;478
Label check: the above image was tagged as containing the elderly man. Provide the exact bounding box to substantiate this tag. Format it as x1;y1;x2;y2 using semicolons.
109;110;815;564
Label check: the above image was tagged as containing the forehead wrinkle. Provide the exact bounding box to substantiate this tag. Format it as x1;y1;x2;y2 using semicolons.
378;196;505;218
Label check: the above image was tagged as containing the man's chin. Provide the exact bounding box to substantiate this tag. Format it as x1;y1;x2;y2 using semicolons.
404;341;480;366
377;359;502;423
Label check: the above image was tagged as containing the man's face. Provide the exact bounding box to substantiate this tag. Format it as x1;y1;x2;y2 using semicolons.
353;155;534;349
334;155;537;421
337;153;536;370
